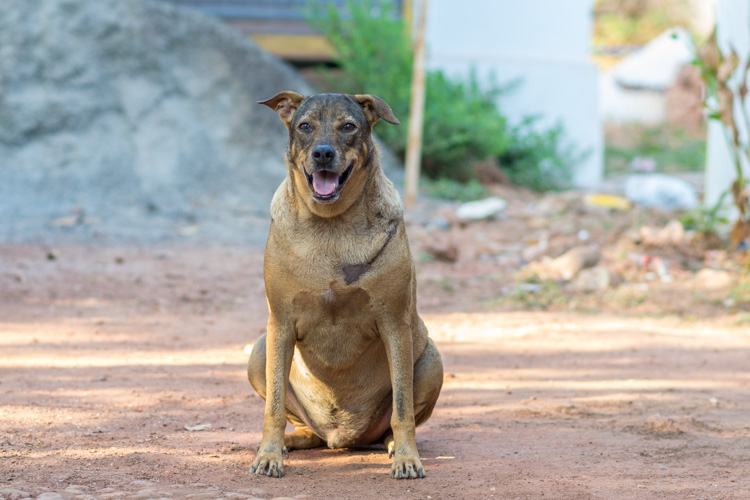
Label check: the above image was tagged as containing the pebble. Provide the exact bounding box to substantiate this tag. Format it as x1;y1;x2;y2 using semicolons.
695;268;732;289
0;489;31;500
570;266;613;292
527;245;601;281
0;482;274;500
455;197;506;220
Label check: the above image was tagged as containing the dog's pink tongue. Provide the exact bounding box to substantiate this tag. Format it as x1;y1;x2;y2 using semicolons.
312;171;339;196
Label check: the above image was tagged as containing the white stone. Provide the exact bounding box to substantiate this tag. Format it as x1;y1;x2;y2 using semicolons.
455;197;506;220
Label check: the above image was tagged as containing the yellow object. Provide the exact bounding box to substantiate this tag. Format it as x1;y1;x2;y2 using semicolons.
249;34;334;61
584;193;632;211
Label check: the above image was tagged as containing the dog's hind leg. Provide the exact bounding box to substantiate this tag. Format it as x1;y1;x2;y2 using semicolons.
284;418;325;450
412;338;443;427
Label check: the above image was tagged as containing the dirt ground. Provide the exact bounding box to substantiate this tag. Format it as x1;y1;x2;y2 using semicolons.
2;195;750;500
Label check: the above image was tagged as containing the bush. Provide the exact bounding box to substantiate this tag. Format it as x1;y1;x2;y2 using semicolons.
500;119;586;192
306;0;577;190
422;178;489;202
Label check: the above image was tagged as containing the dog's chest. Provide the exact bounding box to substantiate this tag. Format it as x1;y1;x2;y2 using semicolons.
291;282;379;366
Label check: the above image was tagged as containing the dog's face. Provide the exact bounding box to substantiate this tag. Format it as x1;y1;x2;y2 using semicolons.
259;92;399;217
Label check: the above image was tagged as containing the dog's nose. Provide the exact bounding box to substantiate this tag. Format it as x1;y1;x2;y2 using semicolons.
312;145;335;165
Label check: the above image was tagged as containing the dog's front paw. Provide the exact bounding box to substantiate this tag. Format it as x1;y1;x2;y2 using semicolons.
391;454;425;479
251;446;288;478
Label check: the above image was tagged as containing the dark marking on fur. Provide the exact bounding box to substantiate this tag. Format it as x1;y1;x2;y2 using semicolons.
340;221;399;285
362;144;375;169
395;391;406;420
342;263;370;285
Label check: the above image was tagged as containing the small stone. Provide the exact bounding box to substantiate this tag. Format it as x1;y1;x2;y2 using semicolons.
548;245;601;280
184;423;212;431
98;493;128;499
455;197;506;220
640;219;688;246
424;234;459;263
0;489;31;500
570;266;612;292
36;494;64;500
695;268;732;289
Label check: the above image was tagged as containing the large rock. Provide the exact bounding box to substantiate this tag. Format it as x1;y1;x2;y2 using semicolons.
0;0;401;244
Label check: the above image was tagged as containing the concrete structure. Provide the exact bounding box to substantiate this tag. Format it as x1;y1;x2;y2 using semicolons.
423;0;603;188
705;0;750;208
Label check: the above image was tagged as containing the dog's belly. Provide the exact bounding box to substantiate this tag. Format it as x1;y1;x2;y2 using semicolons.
289;368;393;448
288;286;395;448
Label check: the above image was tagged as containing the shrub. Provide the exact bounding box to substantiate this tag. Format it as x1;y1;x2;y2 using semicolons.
500;119;585;192
306;0;577;190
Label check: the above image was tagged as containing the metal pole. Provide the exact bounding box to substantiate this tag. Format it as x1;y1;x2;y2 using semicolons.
404;0;427;210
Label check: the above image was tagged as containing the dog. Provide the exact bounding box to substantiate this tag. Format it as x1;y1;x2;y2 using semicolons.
248;92;443;479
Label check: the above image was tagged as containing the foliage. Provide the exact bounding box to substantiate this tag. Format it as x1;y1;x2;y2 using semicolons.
694;28;750;249
604;124;706;174
422;178;488;202
495;280;567;311
593;0;698;47
679;190;730;237
305;0;576;190
499;120;583;192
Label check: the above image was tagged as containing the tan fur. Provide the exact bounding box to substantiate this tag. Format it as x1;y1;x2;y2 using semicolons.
249;92;443;480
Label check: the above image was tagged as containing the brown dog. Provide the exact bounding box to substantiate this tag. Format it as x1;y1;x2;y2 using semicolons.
248;92;443;479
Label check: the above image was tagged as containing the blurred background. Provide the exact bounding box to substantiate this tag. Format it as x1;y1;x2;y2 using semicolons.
1;0;749;314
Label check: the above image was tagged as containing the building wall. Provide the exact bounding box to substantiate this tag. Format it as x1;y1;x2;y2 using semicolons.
423;0;603;187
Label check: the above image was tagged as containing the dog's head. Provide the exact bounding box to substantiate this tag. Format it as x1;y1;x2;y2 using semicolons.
259;92;399;217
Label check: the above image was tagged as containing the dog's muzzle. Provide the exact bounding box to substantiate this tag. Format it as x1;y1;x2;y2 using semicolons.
304;164;354;203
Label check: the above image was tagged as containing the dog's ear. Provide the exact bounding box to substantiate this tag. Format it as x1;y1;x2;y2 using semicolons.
353;94;400;126
258;91;305;129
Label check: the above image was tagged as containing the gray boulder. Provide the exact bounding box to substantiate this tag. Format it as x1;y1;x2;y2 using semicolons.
0;0;401;244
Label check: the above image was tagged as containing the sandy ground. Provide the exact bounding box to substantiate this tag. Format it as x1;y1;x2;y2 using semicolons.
1;242;749;500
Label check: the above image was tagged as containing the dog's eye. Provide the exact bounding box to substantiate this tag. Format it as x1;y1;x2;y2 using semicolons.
298;123;312;131
341;123;356;132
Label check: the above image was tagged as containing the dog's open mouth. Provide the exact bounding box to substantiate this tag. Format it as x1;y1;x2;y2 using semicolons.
305;164;353;203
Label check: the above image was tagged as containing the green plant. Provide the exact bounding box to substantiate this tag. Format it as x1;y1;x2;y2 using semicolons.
496;280;566;310
694;28;750;248
593;0;698;47
305;0;576;189
423;178;488;202
679;190;730;236
604;124;707;174
498;119;584;192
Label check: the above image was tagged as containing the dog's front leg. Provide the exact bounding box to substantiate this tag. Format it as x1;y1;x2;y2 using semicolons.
252;316;294;477
382;317;425;479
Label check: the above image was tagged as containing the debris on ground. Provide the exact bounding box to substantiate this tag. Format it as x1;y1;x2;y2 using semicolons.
408;184;748;315
524;245;602;281
455;197;507;220
625;173;699;210
184;423;213;432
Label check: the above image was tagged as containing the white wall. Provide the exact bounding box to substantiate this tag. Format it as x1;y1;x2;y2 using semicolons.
423;0;603;187
705;0;750;208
